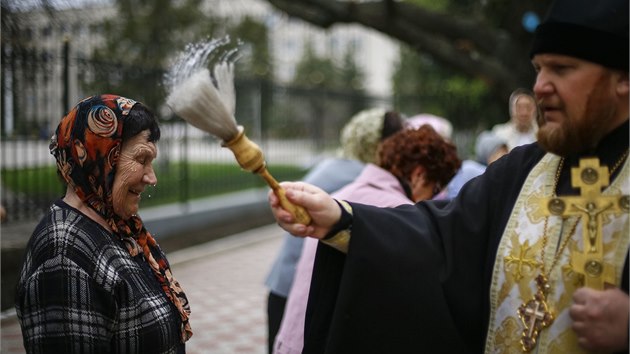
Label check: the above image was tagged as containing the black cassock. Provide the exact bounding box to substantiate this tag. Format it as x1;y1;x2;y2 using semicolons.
303;121;630;354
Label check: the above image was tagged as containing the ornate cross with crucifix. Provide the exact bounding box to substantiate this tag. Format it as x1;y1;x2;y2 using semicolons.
538;157;630;289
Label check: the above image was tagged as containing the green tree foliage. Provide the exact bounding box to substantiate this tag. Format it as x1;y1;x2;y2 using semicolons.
392;45;502;129
230;16;273;81
404;0;449;12
293;40;337;88
339;47;365;92
227;16;274;140
286;40;368;149
264;0;552;124
85;0;213;110
292;40;365;91
338;46;369;120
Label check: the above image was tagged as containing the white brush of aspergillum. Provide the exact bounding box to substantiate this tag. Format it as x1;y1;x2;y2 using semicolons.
165;37;239;141
164;38;311;225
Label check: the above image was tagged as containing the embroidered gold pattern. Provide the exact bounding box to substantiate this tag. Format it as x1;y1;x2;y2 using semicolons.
485;153;629;354
504;240;541;281
494;317;522;354
518;152;629;352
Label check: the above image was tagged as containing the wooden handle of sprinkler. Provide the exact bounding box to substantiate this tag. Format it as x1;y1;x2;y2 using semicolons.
259;169;312;225
222;127;311;225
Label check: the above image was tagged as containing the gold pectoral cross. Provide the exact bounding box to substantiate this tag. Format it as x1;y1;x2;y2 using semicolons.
538;157;629;289
518;274;554;352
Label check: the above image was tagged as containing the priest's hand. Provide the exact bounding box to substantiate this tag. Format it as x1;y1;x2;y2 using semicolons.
269;181;341;239
569;286;629;352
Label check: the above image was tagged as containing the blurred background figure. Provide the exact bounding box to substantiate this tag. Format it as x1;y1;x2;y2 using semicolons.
264;108;404;353
475;131;509;166
407;114;485;199
405;113;453;140
273;125;461;354
492;88;539;151
0;175;6;223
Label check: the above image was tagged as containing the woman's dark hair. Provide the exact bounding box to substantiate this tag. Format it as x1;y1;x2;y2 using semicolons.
381;111;404;141
122;103;161;142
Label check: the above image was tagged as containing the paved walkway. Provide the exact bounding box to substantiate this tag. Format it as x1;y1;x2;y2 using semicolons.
1;224;285;354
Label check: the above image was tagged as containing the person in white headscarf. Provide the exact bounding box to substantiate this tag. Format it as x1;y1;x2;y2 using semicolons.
492;88;539;151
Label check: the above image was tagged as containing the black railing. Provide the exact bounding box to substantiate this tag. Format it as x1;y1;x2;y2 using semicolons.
1;38;483;225
0;41;399;224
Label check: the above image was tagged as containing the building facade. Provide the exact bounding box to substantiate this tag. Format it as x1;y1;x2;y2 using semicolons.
2;0;399;136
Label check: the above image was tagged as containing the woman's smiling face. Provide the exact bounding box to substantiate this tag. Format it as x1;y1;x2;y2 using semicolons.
112;130;157;220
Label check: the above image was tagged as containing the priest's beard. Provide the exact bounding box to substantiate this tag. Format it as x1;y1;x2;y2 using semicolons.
537;75;616;156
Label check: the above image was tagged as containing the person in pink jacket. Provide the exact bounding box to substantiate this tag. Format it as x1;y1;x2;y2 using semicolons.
273;125;461;354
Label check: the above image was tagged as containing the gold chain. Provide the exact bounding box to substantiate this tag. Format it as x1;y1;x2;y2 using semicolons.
539;157;574;276
610;149;630;175
539;149;629;276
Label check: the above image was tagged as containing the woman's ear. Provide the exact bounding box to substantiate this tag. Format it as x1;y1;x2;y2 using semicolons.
410;165;425;183
410;165;436;203
615;70;629;97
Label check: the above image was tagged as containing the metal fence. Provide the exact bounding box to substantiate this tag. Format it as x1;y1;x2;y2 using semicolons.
1;38;486;225
1;43;399;224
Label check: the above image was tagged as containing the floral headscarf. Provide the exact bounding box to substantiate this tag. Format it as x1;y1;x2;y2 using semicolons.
50;94;192;342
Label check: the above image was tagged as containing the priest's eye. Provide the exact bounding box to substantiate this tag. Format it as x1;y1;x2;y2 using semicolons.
551;64;571;74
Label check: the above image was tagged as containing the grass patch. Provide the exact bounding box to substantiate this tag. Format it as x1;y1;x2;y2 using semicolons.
1;162;307;207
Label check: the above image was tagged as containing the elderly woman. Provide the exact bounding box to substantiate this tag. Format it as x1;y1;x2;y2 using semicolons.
15;95;191;353
272;125;461;354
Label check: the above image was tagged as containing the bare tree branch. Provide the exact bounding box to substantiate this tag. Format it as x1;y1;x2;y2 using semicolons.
266;0;545;100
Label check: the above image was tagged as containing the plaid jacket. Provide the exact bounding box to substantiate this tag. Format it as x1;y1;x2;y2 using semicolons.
15;200;185;354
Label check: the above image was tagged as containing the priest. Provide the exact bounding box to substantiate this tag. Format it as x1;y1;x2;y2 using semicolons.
268;0;629;353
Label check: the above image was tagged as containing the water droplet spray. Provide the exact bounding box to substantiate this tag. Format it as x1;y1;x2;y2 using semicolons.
164;37;311;225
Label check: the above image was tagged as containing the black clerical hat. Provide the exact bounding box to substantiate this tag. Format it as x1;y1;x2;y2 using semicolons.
530;0;629;70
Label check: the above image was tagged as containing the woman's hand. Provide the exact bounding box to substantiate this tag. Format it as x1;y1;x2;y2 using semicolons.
269;181;341;239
